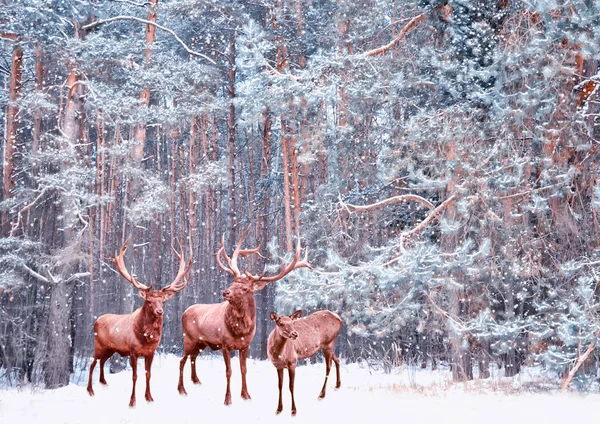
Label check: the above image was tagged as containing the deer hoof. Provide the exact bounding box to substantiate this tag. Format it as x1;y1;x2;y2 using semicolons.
291;409;297;416
145;395;154;402
129;400;136;408
224;397;232;406
178;386;188;395
318;392;326;399
335;383;341;389
276;409;282;415
241;392;251;400
87;388;95;397
99;380;107;386
192;377;201;384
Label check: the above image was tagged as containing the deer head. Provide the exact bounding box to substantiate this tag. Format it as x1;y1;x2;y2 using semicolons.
217;226;312;305
270;310;303;340
109;236;192;316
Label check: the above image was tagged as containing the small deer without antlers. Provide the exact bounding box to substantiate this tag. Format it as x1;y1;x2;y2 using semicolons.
87;237;192;407
178;226;312;405
268;310;342;415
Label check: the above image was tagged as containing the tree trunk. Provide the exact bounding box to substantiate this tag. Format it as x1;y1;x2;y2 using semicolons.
281;120;294;251
133;0;158;160
2;45;23;233
227;33;237;248
258;108;273;360
443;143;473;382
32;43;43;170
45;47;86;388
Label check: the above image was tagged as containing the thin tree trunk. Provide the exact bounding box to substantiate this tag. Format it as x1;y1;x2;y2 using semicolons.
189;115;198;272
32;43;43;168
227;33;237;249
3;45;23;233
281;121;293;251
133;0;158;160
259;108;273;360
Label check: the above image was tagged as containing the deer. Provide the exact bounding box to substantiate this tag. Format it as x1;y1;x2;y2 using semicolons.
177;227;311;405
87;237;192;407
268;309;342;415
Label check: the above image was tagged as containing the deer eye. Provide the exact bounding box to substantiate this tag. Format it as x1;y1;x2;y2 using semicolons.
242;286;248;292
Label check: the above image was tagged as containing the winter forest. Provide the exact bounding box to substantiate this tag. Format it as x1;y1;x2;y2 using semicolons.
1;0;600;420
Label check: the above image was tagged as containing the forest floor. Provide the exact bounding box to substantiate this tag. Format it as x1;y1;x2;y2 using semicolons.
1;354;599;423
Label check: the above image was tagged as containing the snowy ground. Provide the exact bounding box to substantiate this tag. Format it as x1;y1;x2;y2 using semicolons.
1;355;599;423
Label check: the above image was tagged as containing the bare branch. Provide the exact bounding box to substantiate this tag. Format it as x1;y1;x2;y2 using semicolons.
81;16;216;65
10;188;51;237
403;194;456;240
64;272;91;284
422;289;466;329
21;264;50;284
340;193;435;213
496;181;569;200
113;0;151;6
362;13;426;57
384;194;457;266
266;62;305;82
561;341;596;392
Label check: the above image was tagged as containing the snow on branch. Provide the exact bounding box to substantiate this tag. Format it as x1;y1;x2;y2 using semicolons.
340;193;435;213
21;263;90;285
335;192;457;266
362;13;426;57
383;194;456;266
422;289;466;330
560;341;596;392
10;188;51;237
81;16;216;65
402;194;456;241
21;264;50;284
113;0;151;6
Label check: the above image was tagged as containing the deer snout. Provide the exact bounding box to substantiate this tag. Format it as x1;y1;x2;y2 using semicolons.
155;309;164;316
222;289;231;298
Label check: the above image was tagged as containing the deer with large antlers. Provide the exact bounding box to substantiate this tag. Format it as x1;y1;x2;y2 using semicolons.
177;227;311;405
87;237;192;407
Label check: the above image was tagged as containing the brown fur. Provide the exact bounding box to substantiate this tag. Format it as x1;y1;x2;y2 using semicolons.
87;290;174;406
177;228;311;405
267;310;342;415
178;278;257;404
87;239;191;407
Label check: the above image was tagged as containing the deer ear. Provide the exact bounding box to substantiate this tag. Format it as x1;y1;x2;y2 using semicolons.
290;310;303;320
270;312;278;321
138;290;147;299
253;281;269;291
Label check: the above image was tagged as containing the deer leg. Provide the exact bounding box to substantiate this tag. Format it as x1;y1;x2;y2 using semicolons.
178;354;188;395
191;342;205;384
144;354;154;402
222;348;232;405
289;364;297;416
276;368;284;414
239;347;251;400
190;353;200;384
129;355;138;407
99;355;110;385
333;353;341;389
87;358;97;396
319;349;333;399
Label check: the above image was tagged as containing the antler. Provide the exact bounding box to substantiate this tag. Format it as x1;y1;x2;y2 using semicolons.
216;225;263;278
161;240;193;293
250;235;312;285
109;236;151;291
